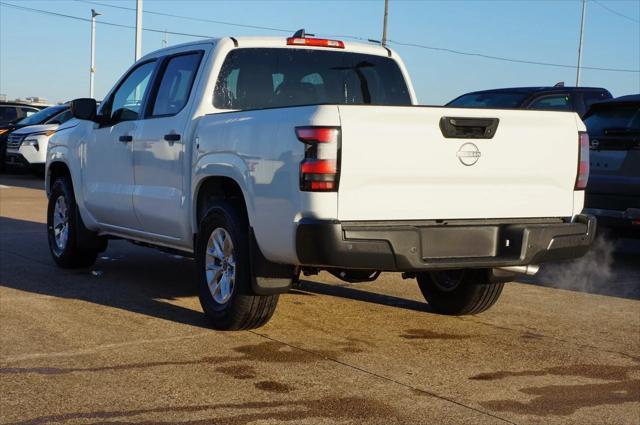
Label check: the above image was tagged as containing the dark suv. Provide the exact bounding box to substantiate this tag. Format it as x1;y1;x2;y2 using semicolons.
0;102;45;126
447;85;612;117
583;95;640;237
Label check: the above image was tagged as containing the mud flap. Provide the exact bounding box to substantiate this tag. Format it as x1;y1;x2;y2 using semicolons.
75;208;108;253
249;228;294;295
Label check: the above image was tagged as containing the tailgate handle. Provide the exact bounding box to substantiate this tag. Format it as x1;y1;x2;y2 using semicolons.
439;117;499;139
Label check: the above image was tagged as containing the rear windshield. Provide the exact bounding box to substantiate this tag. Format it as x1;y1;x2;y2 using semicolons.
584;104;640;136
447;92;529;108
214;48;412;110
17;105;67;126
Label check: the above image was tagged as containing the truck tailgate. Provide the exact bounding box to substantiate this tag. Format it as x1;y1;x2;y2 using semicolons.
337;105;580;221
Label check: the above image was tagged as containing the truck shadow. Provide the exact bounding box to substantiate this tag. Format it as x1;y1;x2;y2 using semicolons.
0;216;211;329
0;216;429;330
294;280;431;313
0;173;45;190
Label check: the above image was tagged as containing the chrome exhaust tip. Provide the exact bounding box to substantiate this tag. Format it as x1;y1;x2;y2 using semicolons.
496;265;540;276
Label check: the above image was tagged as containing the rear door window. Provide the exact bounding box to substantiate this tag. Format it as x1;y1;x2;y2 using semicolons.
20;107;39;118
584;104;640;150
214;48;411;110
149;52;203;117
585;105;640;135
447;92;528;108
528;94;572;111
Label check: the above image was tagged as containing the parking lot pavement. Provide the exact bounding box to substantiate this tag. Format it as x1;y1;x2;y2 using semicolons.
1;175;639;425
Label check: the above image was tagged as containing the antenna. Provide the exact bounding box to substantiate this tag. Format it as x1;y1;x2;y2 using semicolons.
576;0;587;86
382;0;389;47
89;8;101;98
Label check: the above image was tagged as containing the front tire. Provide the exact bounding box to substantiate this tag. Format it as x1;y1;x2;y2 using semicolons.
416;269;503;315
47;177;105;268
196;200;279;330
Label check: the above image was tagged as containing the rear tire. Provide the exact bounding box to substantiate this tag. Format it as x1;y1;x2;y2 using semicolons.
416;269;503;315
196;200;279;330
47;177;106;268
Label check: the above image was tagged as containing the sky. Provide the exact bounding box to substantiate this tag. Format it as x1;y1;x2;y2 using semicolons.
1;0;639;105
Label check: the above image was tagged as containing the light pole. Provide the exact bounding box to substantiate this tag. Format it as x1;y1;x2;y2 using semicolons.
135;0;142;61
576;0;587;86
89;8;101;98
381;0;389;47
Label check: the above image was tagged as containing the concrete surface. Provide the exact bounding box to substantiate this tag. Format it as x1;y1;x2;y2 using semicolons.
1;174;639;425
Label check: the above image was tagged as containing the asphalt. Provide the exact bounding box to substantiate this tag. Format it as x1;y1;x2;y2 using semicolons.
1;174;639;425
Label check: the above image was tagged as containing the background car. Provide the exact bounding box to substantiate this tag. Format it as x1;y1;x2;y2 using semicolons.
446;84;612;117
583;94;640;237
2;104;71;174
0;101;45;126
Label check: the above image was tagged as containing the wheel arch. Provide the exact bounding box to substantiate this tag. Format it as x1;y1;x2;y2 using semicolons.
193;174;294;296
47;160;73;197
47;157;98;231
193;174;252;236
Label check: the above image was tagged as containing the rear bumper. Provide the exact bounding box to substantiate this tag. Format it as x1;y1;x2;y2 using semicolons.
295;215;596;271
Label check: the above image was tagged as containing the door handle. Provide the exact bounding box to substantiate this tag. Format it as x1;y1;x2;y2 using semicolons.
119;135;133;143
164;134;181;142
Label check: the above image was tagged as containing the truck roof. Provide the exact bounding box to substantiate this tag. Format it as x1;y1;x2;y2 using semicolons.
141;36;394;61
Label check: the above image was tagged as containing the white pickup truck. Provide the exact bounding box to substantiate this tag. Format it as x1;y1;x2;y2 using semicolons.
46;33;595;330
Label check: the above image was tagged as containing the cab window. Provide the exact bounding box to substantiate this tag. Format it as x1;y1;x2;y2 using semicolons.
214;48;411;110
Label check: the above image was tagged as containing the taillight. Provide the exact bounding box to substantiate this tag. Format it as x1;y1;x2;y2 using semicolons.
286;37;345;49
296;126;340;192
575;131;590;190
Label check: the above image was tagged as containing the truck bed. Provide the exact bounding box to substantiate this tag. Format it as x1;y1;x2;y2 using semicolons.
195;104;586;265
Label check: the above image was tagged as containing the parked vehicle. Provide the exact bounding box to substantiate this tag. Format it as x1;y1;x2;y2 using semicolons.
583;94;640;237
0;101;44;126
447;84;612;117
1;105;70;173
45;34;595;330
4;105;72;174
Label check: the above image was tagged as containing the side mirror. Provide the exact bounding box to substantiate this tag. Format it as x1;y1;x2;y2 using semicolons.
70;98;97;121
